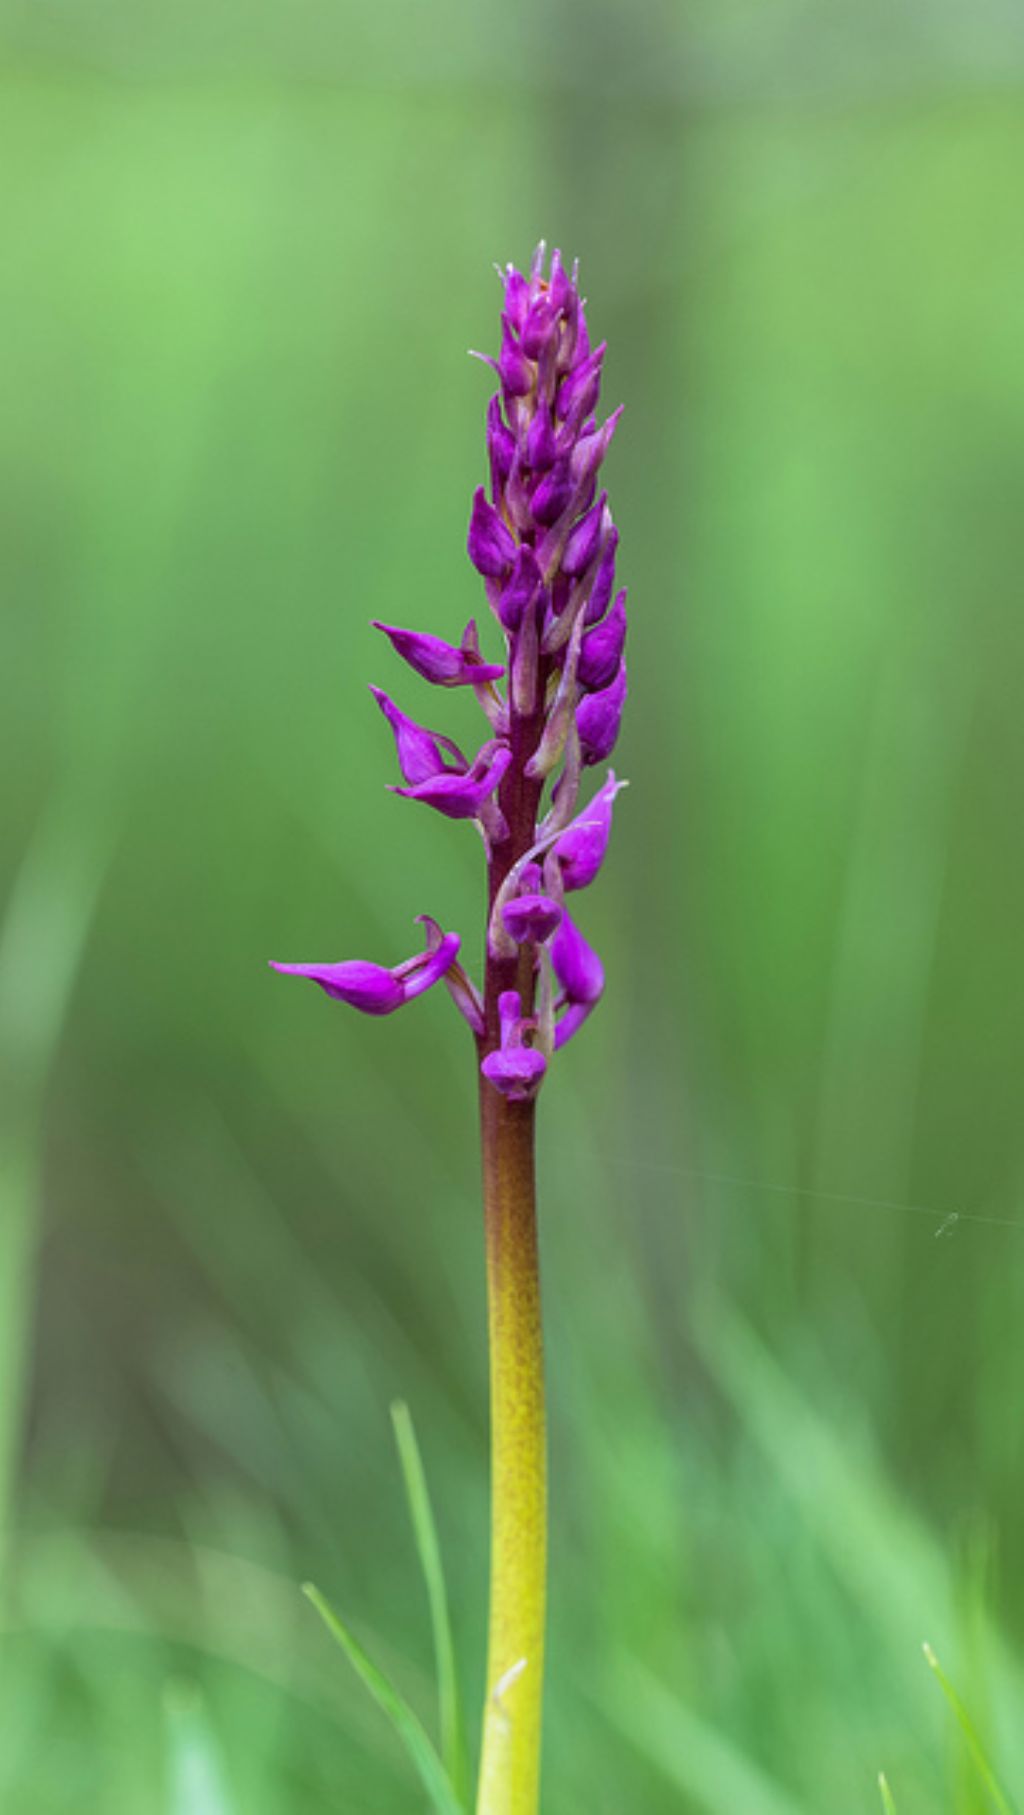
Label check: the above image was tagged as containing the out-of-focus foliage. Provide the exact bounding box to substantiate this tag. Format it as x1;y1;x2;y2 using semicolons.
2;0;1023;1807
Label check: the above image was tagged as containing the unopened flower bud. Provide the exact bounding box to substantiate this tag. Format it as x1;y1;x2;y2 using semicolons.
583;528;619;624
576;660;627;765
556;343;605;427
578;589;627;689
526;407;558;473
487;396;516;497
497;545;543;633
562;493;609;578
530;458;574;527
551;770;626;892
468;487;517;578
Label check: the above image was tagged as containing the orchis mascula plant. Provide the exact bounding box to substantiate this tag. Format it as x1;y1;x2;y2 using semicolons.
273;244;626;1815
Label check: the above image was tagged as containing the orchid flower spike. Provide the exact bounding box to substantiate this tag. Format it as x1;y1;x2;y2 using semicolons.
273;244;627;1098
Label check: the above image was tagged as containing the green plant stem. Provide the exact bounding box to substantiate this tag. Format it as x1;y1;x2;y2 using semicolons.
475;1084;546;1815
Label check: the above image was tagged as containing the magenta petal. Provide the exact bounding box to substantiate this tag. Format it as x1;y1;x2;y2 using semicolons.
481;1046;547;1100
497;545;543;633
373;620;504;687
502;892;563;945
526;407;558;472
503;266;530;333
578;589;627;689
550;910;604;1006
582;528;619;625
369;686;467;786
269;959;404;1015
520;296;558;360
531;459;574;527
398;930;462;1000
468;486;517;578
498;317;532;397
562;493;608;578
392;743;512;820
577;660;627;765
556;342;605;426
487;396;516;495
553;769;626;892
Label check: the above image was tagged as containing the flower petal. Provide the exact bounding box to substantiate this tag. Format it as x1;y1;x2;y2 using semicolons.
269;959;404;1015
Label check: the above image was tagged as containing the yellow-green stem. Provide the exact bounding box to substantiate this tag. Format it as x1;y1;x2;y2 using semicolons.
476;1084;546;1815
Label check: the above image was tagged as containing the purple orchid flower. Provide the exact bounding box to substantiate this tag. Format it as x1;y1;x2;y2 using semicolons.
270;925;461;1014
551;770;627;893
390;740;512;823
480;990;547;1101
372;618;504;687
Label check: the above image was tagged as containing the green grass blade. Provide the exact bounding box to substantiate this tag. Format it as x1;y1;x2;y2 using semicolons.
390;1399;469;1807
302;1581;464;1815
923;1642;1015;1815
878;1770;898;1812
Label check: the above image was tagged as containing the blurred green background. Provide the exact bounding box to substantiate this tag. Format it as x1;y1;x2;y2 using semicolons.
2;0;1023;1809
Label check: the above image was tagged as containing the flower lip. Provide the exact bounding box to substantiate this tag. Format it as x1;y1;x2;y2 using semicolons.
480;987;548;1099
481;1046;547;1100
391;741;512;820
502;891;563;946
